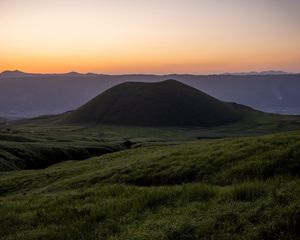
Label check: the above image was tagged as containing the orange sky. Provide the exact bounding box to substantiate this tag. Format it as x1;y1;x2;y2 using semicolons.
1;0;299;74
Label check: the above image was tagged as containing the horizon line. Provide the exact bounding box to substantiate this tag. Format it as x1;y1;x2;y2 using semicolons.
1;69;299;76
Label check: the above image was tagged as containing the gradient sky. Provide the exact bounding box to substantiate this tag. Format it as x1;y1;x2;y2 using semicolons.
1;0;299;74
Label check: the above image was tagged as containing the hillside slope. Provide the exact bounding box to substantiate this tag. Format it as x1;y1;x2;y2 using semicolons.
63;80;252;126
0;131;299;239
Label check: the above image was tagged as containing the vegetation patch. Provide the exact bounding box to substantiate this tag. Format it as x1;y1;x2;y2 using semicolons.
0;130;299;239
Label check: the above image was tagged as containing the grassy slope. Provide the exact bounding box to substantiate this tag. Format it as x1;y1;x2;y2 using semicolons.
62;80;245;126
0;130;299;240
0;124;130;171
1;112;300;171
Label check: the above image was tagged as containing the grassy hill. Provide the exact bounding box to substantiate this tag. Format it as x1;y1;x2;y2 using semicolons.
0;130;299;239
63;80;253;127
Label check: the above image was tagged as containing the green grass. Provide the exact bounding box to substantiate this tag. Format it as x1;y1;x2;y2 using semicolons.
0;130;299;239
2;180;299;240
0;125;133;171
62;80;245;126
1;111;298;172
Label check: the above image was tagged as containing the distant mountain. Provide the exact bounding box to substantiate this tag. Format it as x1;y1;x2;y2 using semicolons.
0;71;299;118
0;70;85;79
0;70;29;79
62;80;254;127
223;70;291;75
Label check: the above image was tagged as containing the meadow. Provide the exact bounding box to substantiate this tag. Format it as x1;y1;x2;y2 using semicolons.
1;112;300;171
0;128;299;239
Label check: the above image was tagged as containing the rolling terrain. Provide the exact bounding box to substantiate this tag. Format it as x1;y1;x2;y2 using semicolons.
0;79;300;239
0;130;299;239
2;112;300;172
1;80;300;172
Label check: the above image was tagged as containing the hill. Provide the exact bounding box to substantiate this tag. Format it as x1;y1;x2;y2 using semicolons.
0;130;299;239
0;72;300;118
63;80;251;127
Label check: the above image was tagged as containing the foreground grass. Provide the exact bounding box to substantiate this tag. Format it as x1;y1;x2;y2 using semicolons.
0;130;300;239
1;180;299;240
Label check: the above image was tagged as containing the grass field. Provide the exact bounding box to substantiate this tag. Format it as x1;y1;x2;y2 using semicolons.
0;123;132;171
1;112;300;172
0;130;299;239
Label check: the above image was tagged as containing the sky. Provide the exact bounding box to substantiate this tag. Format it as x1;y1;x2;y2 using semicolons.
0;0;299;74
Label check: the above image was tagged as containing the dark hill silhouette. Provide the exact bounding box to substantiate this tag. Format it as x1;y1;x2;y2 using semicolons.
62;80;253;127
1;71;299;118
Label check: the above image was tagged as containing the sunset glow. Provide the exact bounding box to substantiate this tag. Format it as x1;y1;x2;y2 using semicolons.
1;0;299;74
